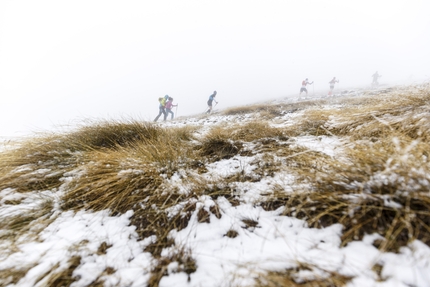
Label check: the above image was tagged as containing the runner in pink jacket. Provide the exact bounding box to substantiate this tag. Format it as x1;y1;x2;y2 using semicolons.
165;97;177;120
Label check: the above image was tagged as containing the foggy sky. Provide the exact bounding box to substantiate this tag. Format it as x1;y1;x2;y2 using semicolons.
1;0;429;137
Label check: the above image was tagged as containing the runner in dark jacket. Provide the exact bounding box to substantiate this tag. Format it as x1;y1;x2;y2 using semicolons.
206;91;218;114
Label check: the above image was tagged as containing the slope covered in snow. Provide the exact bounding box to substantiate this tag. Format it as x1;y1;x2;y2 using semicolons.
1;83;430;287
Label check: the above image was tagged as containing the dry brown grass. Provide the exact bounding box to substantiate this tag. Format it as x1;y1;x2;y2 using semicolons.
0;195;58;286
282;108;333;137
0;196;55;249
258;85;430;252
255;267;352;287
279;134;430;252
196;121;287;165
228;121;286;142
148;246;197;287
43;256;82;287
1;120;200;285
273;83;430;140
0;267;34;286
197;126;243;161
2;84;430;285
57;124;200;249
0;120;164;193
60;119;163;150
322;84;430;140
222;100;321;120
223;103;284;117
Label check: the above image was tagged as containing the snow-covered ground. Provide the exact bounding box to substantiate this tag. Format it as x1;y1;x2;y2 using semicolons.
1;84;430;287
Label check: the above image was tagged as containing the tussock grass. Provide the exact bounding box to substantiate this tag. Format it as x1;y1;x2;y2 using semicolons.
197;127;243;161
281;134;430;252
60;119;163;150
59;125;198;236
197;122;287;164
0;120;163;193
56;125;201;282
1;120;200;284
61;153;163;213
282;109;332;137
228;121;285;142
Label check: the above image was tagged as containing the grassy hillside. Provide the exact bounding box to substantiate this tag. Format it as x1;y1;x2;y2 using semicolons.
1;83;430;287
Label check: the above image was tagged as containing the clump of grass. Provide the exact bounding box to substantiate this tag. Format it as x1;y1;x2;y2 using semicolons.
197;207;211;223
224;229;239;238
0;167;67;193
43;256;81;287
255;265;352;287
201;183;241;207
0;120;165;193
0;195;57;285
61;152;163;213
282;108;332;137
324;85;430;140
228;121;285;142
96;242;112;255
62;119;163;151
0;196;55;246
249;153;282;179
198;127;242;161
223;99;321;118
242;218;259;230
223;103;283;117
0;267;34;286
86;267;116;287
260;190;292;212
209;204;222;219
61;149;195;245
56;127;201;284
148;247;197;287
282;134;430;252
1;119;200;266
0;142;80;193
197;122;286;163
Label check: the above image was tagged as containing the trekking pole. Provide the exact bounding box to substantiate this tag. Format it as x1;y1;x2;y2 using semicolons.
175;104;178;118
